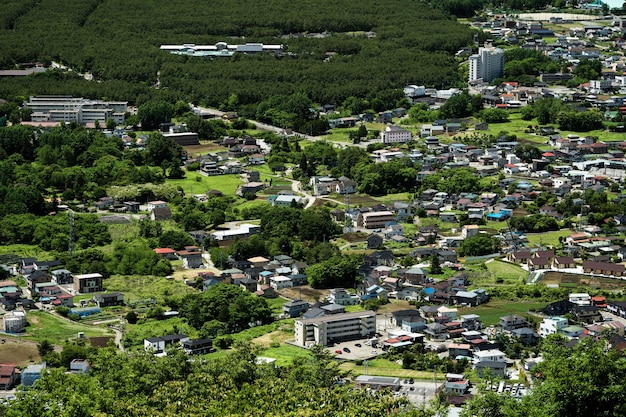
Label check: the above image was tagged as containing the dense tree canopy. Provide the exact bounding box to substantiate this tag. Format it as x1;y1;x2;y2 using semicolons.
1;344;426;417
179;284;272;331
0;0;473;110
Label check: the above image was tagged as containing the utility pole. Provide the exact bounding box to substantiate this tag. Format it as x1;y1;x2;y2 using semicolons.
68;209;75;256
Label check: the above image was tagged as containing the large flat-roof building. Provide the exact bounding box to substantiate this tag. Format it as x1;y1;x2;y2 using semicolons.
27;96;127;125
294;310;376;347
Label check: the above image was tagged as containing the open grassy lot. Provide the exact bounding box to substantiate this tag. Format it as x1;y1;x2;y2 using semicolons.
468;259;528;287
526;229;572;247
166;171;243;195
104;275;197;305
458;299;546;327
23;310;113;342
124;317;198;349
0;244;52;260
340;360;446;380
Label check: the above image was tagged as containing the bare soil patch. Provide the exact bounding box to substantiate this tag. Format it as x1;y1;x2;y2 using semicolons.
0;338;41;366
280;286;329;303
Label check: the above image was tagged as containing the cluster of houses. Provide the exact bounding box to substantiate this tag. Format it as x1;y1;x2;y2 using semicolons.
154;245;205;269
186;136;266;177
191;254;308;298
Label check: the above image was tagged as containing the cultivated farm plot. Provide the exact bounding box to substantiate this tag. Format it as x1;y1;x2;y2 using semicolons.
183;142;228;157
526;229;572;247
279;286;329;304
540;271;626;290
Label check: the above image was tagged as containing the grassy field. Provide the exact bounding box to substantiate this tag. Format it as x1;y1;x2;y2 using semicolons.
104;275;197;305
124;317;198;349
468;259;528;287
166;171;243;195
0;244;52;260
340;360;446;380
526;229;572;247
458;300;546;327
23;310;114;342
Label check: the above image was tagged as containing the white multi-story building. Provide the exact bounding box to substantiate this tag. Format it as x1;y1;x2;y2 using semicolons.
380;125;412;144
294;310;376;347
469;46;504;83
473;349;507;363
539;316;568;337
27;96;127;125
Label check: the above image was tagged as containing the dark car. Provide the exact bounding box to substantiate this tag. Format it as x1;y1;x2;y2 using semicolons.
343;347;351;353
355;343;362;347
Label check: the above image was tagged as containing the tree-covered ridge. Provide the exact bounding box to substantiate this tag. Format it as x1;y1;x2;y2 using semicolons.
0;0;473;107
1;345;426;417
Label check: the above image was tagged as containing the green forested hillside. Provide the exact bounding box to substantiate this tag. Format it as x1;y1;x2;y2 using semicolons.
0;0;473;106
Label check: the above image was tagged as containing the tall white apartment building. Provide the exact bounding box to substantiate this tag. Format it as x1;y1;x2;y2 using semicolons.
469;46;504;83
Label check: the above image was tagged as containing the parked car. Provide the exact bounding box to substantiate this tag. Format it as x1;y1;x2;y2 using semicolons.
343;347;351;353
335;350;342;354
355;343;362;347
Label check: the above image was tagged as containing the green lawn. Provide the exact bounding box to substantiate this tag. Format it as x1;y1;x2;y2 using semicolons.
23;310;114;342
166;171;243;195
526;229;572;247
485;260;529;286
458;300;546;327
259;343;312;366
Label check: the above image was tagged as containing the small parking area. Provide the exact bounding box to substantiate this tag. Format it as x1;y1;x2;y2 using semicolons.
329;339;384;360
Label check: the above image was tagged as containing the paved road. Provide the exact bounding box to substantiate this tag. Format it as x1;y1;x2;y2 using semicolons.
192;104;371;148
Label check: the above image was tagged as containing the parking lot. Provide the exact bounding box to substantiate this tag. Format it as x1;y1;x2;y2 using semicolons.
397;380;441;406
329;339;384;360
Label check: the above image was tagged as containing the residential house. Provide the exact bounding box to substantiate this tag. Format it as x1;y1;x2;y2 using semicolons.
473;349;506;363
461;225;479;239
454;289;489;307
283;299;310;318
327;288;360;306
366;234;384;249
150;206;173;221
582;260;625;277
571;305;601;324
144;334;189;353
51;269;73;284
52;294;74;308
403;267;426;285
178;246;204;269
424;322;448;341
569;293;591;306
499;315;528;331
21;363;46;387
448;343;473;358
239;278;257;293
539;316;568;337
608;301;626;317
93;292;125;307
474;361;507;378
70;359;91;374
444;373;470;395
0;364;18;389
73;273;103;294
511;327;540;345
270;276;293;290
182;338;214;355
